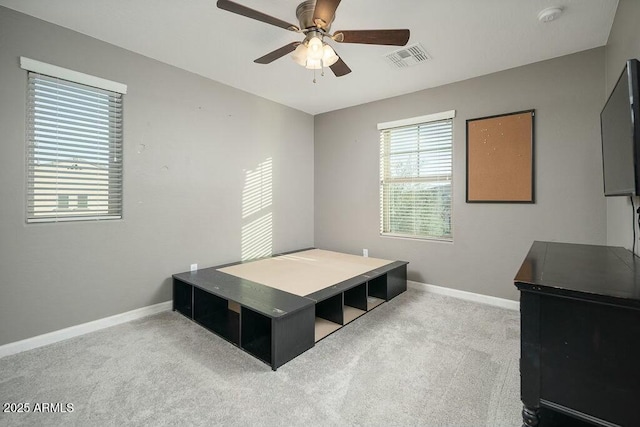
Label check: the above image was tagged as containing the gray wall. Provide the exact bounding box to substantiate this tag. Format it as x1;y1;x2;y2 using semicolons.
315;48;607;301
0;3;620;346
0;7;314;345
604;0;640;249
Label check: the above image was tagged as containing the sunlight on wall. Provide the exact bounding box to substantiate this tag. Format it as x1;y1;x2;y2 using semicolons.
241;158;273;261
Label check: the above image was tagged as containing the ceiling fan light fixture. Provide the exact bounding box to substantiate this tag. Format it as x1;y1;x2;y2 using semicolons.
291;43;308;66
305;58;323;70
322;44;339;67
292;36;338;69
307;36;324;61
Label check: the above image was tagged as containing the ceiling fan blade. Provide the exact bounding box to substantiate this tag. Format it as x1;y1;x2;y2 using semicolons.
333;29;410;46
330;57;351;77
254;42;299;64
313;0;341;29
217;0;299;31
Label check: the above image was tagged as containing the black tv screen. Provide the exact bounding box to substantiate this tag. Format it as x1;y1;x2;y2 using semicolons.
601;59;640;196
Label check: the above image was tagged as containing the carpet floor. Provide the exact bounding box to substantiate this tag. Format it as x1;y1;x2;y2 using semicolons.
0;286;522;426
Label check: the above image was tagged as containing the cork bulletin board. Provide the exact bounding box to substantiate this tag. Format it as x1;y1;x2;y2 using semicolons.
466;110;535;203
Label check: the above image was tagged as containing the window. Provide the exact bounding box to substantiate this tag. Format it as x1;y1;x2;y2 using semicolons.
57;195;69;210
78;195;88;209
21;57;127;223
379;110;455;240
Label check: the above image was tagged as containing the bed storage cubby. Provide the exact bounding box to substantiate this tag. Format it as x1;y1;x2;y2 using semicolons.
366;295;385;311
241;307;272;364
344;283;367;323
193;287;240;345
368;274;388;301
173;251;408;369
314;293;343;342
172;271;315;370
173;280;193;317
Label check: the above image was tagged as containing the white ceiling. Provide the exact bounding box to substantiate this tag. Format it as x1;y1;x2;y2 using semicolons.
0;0;619;115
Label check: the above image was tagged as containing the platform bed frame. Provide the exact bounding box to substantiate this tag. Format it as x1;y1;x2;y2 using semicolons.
172;249;408;370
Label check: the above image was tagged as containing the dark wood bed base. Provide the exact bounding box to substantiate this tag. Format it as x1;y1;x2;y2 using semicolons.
172;250;408;370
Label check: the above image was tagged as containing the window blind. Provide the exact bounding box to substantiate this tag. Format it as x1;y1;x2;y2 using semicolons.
379;115;453;240
26;72;123;222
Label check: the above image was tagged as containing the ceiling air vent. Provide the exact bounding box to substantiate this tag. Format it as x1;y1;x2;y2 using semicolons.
384;43;431;69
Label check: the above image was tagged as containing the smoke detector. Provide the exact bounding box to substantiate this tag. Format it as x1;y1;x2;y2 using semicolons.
385;43;431;69
538;7;563;23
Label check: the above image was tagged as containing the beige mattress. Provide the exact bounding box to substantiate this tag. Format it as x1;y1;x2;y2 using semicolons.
218;249;394;297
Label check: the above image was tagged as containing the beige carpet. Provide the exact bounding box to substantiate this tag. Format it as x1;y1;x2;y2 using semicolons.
0;285;522;426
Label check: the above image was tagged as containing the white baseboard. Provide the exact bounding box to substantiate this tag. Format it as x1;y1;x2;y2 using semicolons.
408;280;519;311
0;301;172;359
0;282;518;358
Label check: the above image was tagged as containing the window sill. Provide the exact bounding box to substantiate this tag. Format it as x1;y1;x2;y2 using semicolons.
380;233;453;244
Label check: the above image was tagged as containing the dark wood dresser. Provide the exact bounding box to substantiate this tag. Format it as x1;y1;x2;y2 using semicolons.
514;241;640;427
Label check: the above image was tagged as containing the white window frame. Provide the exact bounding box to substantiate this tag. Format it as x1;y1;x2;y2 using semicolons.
21;57;127;223
378;110;455;241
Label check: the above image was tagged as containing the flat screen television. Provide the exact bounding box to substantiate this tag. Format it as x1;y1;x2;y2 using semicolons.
601;58;640;196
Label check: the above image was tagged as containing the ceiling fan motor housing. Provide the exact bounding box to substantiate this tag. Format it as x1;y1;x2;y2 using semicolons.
296;0;334;31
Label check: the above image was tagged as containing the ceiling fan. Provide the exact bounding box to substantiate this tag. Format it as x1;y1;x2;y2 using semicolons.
217;0;410;78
